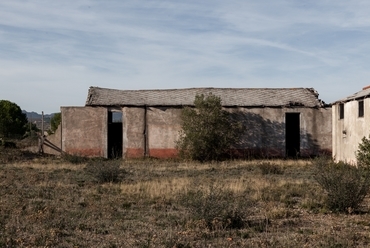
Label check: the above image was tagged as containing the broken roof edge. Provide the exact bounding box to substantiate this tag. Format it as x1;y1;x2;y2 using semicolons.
332;87;370;104
85;86;328;108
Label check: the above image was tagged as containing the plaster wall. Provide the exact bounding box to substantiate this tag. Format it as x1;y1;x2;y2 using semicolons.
121;106;331;159
228;107;331;157
332;99;370;163
122;107;145;158
147;107;182;158
61;106;108;157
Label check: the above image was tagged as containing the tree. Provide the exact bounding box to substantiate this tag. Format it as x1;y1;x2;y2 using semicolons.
356;135;370;167
176;93;244;162
0;100;28;139
50;112;61;133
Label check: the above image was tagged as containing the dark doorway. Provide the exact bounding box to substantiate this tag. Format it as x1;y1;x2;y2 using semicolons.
285;113;300;157
108;111;122;158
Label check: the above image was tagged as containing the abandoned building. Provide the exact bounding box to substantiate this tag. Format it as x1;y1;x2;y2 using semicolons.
45;86;332;159
332;86;370;163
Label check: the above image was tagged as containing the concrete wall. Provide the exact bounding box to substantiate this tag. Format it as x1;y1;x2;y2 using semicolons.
122;107;145;158
55;105;331;159
121;106;331;159
228;107;332;157
147;107;182;158
332;99;370;163
122;107;182;158
62;106;108;157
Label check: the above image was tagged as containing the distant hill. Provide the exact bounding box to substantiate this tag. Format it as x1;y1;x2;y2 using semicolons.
22;111;56;120
22;111;58;130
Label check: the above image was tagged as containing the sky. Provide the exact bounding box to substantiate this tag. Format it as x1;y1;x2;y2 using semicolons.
1;0;370;114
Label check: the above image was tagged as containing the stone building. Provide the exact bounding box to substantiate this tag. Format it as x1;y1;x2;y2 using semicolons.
332;86;370;163
46;86;332;159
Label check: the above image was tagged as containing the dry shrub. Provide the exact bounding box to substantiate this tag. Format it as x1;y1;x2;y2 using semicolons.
258;162;284;175
84;159;123;183
63;154;87;164
178;183;251;230
314;158;370;213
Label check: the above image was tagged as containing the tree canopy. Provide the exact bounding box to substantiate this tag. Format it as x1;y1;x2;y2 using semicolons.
176;93;244;162
0;100;28;139
50;113;61;133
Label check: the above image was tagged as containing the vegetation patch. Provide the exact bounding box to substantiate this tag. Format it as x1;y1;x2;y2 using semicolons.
314;158;370;213
84;159;123;183
1;157;370;246
258;162;284;175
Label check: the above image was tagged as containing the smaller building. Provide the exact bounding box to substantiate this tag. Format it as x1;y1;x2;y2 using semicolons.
332;86;370;163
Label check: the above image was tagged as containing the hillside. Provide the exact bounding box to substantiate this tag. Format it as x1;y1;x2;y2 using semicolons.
22;111;57;131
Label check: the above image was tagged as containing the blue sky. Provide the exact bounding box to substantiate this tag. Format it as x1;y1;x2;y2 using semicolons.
1;0;370;113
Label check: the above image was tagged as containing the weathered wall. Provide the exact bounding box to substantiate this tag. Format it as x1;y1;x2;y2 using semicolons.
121;106;331;159
147;107;182;158
122;107;145;158
228;107;332;157
57;105;331;159
62;106;108;157
332;99;370;163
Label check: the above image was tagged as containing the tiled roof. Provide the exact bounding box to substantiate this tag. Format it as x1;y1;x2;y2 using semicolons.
85;87;326;108
333;87;370;104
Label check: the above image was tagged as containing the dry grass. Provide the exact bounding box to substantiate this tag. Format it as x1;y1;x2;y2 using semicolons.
1;152;370;247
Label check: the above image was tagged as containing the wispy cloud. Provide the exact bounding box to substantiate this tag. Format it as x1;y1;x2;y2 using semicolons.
1;0;370;112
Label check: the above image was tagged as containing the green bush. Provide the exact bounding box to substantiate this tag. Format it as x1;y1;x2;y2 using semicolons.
85;160;122;183
357;135;370;167
176;93;244;162
50;113;61;134
313;158;370;213
179;184;250;230
0;100;28;139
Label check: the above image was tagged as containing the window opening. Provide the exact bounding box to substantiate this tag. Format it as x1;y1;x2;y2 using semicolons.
359;100;364;118
339;103;344;119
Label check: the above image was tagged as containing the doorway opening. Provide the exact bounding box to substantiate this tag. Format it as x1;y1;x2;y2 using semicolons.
285;113;300;157
108;111;122;158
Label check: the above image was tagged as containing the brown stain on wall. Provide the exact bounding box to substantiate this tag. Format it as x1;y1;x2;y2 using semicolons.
126;148;145;158
149;149;179;158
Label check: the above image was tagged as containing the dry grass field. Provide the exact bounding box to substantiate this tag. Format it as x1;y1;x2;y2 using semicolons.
1;148;370;247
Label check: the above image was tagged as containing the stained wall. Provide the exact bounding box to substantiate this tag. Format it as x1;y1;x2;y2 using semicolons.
332;99;370;163
61;106;108;157
49;105;331;159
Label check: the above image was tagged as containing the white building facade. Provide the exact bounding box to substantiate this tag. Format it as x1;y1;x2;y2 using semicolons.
332;86;370;163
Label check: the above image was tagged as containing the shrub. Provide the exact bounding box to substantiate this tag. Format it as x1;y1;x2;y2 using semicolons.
0;100;28;139
176;93;244;162
49;113;61;134
357;134;370;167
258;162;284;175
313;158;370;213
179;184;250;230
85;159;122;183
0;140;16;149
63;154;87;164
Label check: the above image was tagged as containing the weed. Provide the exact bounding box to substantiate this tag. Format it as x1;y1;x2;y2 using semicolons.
258;162;284;175
63;154;87;164
85;159;123;183
179;183;251;230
